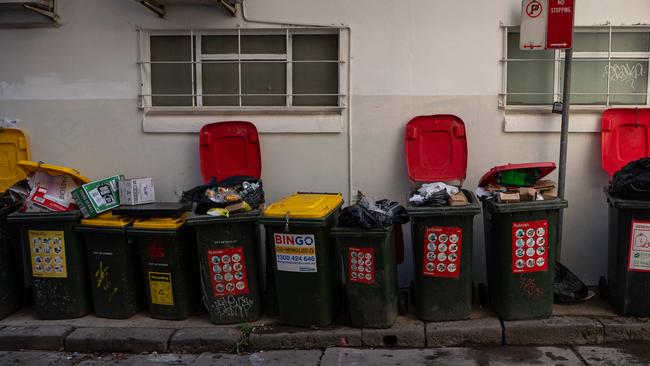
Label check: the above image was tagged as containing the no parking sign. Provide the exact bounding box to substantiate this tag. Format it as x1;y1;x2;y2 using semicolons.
520;0;575;50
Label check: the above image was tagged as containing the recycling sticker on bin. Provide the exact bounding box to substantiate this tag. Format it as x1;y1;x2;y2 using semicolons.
29;230;67;278
628;220;650;272
512;220;548;274
148;271;174;306
348;247;375;284
423;226;462;278
207;247;249;297
274;233;317;273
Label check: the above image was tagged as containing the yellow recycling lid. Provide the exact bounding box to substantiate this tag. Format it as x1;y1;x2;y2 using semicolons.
264;193;344;219
132;212;189;230
17;160;91;185
81;212;133;228
0;128;30;192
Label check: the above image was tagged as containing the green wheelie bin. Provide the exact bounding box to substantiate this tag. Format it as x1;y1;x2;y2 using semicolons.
480;163;568;320
404;115;481;321
331;225;398;328
260;193;343;327
128;213;199;320
8;210;92;319
75;213;144;319
187;211;262;324
0;202;24;320
600;108;650;316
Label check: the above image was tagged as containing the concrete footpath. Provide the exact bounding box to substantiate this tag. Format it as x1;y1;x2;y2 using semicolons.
2;346;650;365
0;296;648;354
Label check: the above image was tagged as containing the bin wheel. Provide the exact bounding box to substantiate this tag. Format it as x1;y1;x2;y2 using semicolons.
398;289;409;315
478;283;489;307
599;276;608;300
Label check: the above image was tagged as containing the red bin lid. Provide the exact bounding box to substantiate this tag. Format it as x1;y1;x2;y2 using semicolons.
199;121;262;182
404;115;468;183
601;108;650;178
478;162;556;187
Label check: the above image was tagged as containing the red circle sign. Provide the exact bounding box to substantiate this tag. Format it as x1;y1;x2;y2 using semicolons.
526;0;543;18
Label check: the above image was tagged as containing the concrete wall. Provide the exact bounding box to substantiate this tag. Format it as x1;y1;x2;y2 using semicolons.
2;0;649;286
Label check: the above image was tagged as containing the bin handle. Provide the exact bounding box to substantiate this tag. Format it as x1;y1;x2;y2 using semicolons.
284;212;290;233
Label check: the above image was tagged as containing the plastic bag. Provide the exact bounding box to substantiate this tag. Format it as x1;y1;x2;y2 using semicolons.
338;192;409;228
182;176;265;215
409;182;458;207
554;261;590;303
610;157;650;200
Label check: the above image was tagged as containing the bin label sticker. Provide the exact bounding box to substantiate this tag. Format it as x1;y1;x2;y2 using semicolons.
274;233;317;273
148;271;174;306
423;226;462;278
348;247;375;284
207;247;250;297
512;220;548;274
28;230;67;278
628;220;650;272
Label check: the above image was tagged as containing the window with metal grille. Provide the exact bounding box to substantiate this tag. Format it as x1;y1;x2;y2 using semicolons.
500;26;650;108
138;28;344;109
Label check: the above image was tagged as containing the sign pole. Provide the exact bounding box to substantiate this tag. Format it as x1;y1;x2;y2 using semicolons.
556;47;572;261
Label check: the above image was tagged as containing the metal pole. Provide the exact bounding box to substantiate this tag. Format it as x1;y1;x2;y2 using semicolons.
556;48;572;261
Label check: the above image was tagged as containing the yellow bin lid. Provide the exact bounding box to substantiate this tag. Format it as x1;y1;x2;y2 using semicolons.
0;128;30;192
17;160;91;185
132;212;189;230
81;213;133;228
264;193;343;219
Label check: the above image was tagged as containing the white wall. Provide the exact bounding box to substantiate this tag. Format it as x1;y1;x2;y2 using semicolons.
2;0;649;286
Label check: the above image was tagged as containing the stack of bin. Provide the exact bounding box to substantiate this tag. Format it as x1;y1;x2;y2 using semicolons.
404;115;481;321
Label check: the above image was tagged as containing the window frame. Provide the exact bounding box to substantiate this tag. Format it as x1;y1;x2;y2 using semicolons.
138;27;347;113
500;25;650;110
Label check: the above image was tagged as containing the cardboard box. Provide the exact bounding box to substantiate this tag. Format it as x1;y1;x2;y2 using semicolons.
72;175;123;218
498;192;520;203
449;191;469;206
518;187;537;202
119;178;155;206
25;171;78;211
542;188;558;200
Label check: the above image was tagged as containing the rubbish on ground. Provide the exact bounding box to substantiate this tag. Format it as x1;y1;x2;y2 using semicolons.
339;191;409;229
72;174;123;218
609;157;650;200
182;175;264;215
448;191;469;206
409;182;459;207
554;261;595;303
119;178;155;206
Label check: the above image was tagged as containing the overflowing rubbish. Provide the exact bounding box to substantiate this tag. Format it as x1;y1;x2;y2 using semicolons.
182;175;264;215
609;157;650;200
476;173;558;203
72;175;123;218
339;192;408;229
118;177;155;206
409;182;464;207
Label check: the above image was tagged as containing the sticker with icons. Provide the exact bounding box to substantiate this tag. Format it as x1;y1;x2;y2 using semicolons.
423;226;462;278
29;230;67;278
348;247;375;284
512;220;548;274
207;247;249;297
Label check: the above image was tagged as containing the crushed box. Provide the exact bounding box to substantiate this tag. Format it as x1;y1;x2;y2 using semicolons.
72;174;123;218
119;178;155;206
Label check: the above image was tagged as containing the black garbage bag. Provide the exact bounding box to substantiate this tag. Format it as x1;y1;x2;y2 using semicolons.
338;192;409;229
610;157;650;200
182;175;265;215
554;261;590;303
